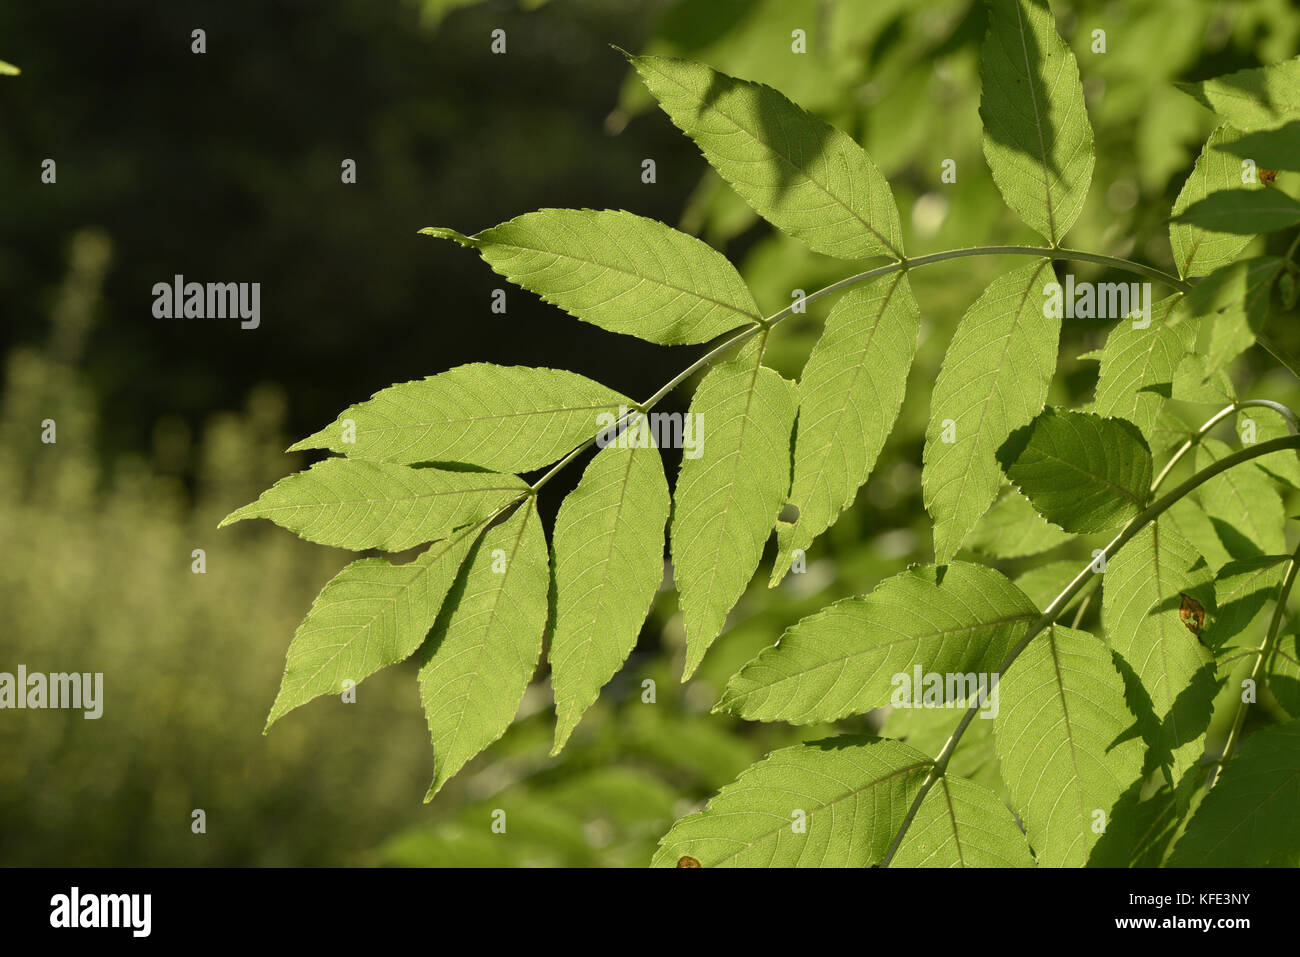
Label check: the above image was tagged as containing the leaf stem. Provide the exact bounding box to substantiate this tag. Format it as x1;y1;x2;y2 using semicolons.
1150;399;1300;494
529;245;1191;497
879;433;1300;867
1207;537;1300;788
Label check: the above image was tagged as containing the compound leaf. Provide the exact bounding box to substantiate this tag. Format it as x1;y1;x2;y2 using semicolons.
671;355;796;679
265;520;484;729
423;209;761;345
923;260;1060;563
1177;57;1300;132
999;408;1152;534
290;364;631;473
994;624;1145;867
967;487;1072;560
632;54;903;260
650;737;931;867
1168;717;1300;866
1170;125;1260;278
550;430;670;754
892;774;1035;868
418;501;550;800
772;272;919;584
716;562;1037;724
221;458;527;551
979;0;1094;244
1104;522;1215;788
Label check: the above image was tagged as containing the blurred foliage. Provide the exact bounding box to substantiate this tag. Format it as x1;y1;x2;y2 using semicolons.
3;0;1300;865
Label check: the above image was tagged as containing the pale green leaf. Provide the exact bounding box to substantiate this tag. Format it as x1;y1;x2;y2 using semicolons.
994;624;1145;866
1205;555;1287;652
1191;258;1281;376
979;0;1094;244
290;364;631;473
1270;630;1300;719
1196;437;1286;559
893;774;1034;868
418;501;550;799
650;737;931;867
1247;406;1300;490
0;60;18;76
631;54;903;260
880;703;1004;796
771;273;919;584
1170;125;1260;278
1177;57;1300;132
999;408;1152;534
1172;189;1300;234
967;488;1072;560
550;431;670;754
1092;295;1195;444
265;522;483;729
220;458;527;551
1164;495;1233;573
1104;522;1215;787
923;260;1060;563
716;562;1037;724
1216;119;1300;171
1013;559;1085;612
422;209;761;345
1168;717;1300;866
670;355;796;679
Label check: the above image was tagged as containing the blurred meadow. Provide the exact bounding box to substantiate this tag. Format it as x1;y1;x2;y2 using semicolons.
2;0;1298;865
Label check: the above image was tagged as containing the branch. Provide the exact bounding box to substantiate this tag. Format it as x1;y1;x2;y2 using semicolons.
879;433;1300;867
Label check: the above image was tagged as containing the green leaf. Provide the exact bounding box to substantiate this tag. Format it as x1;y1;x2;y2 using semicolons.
1169;125;1260;278
880;703;1004;796
1247;406;1300;490
220;459;528;551
670;355;796;679
716;562;1038;724
1092;295;1195;444
265;521;483;729
999;408;1152;534
994;625;1145;867
631;54;903;260
422;209;761;345
290;364;631;473
550;431;670;754
1168;717;1300;866
979;0;1094;244
1104;522;1215;787
1204;555;1288;652
771;273;920;584
892;774;1035;868
650;737;931;867
0;60;18;76
1164;495;1233;573
967;488;1071;560
1177;57;1300;132
1013;559;1086;612
1216;119;1300;171
1190;258;1283;376
1196;437;1286;560
923;260;1060;563
418;501;550;799
1172;188;1300;234
1270;630;1300;719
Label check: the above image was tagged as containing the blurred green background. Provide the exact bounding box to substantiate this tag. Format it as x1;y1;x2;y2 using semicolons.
2;0;1298;866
